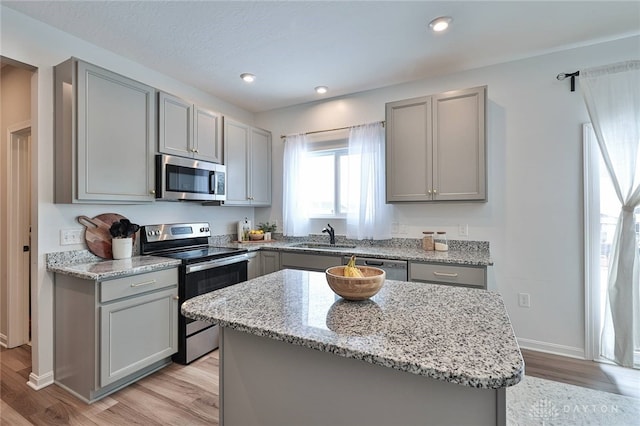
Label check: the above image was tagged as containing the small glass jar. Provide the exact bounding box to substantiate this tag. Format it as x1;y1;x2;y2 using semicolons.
435;231;448;251
422;231;435;251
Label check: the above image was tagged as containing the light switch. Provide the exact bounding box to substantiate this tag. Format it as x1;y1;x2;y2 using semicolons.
60;229;83;245
518;293;531;308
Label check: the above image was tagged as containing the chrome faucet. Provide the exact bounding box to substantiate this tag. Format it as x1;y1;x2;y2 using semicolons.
322;223;336;245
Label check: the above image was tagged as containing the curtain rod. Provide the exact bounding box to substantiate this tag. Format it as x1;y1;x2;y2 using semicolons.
280;120;385;139
556;70;580;92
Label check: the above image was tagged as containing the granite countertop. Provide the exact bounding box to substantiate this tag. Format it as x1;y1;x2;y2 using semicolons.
46;234;490;281
182;269;523;389
222;240;493;266
47;250;181;280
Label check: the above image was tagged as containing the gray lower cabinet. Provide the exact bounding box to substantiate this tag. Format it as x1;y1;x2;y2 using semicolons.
247;251;261;280
386;86;486;202
223;118;272;206
158;91;222;163
260;251;281;276
54;58;156;203
409;262;486;289
280;252;342;272
54;268;178;403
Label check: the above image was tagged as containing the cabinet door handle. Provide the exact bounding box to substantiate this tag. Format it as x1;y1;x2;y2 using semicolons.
433;271;458;278
173;295;179;300
428;190;432;194
150;189;156;195
130;279;157;288
433;189;437;194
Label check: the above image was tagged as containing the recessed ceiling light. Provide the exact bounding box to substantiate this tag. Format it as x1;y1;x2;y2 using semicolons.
429;16;452;32
240;73;256;83
315;86;328;94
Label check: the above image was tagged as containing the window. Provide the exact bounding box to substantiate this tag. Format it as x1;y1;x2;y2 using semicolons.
584;123;640;365
283;122;390;239
302;138;359;218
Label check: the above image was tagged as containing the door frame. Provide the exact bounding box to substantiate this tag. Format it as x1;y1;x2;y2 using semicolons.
5;120;31;348
583;123;600;361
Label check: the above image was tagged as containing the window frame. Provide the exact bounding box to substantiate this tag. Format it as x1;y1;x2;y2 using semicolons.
304;138;349;219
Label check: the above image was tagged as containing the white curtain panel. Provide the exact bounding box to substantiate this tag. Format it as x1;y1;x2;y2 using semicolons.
346;122;393;240
282;134;310;236
580;60;640;368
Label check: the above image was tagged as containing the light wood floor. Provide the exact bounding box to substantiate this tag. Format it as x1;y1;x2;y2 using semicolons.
1;345;219;425
521;348;640;399
1;346;638;425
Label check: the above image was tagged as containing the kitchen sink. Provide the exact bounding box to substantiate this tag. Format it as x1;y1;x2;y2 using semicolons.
290;242;357;250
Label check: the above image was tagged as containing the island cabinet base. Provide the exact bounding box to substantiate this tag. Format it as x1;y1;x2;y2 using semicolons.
220;328;506;426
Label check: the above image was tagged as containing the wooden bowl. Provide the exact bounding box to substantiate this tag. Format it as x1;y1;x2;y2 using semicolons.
325;266;386;301
249;233;264;240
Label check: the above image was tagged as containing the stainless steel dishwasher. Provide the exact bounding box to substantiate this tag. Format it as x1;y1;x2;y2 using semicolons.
342;256;408;281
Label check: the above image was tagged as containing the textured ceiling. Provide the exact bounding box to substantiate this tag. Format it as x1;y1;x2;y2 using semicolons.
4;1;639;112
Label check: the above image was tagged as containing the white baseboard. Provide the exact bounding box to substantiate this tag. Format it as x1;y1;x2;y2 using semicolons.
27;371;54;390
517;337;585;360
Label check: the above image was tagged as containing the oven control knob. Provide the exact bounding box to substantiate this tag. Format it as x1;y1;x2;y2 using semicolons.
155;230;161;236
200;227;205;232
147;231;153;237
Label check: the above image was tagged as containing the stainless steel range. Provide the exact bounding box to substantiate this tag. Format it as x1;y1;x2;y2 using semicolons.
140;222;248;364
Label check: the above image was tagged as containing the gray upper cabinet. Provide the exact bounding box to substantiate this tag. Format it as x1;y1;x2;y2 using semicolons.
223;118;272;206
54;58;156;203
386;96;432;202
386;86;486;202
158;92;222;163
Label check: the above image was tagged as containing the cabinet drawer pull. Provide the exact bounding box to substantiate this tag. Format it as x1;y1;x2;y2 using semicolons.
130;279;157;288
173;295;179;300
433;271;458;278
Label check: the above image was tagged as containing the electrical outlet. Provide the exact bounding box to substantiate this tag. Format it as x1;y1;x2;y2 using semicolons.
518;293;531;308
458;224;469;237
60;229;83;245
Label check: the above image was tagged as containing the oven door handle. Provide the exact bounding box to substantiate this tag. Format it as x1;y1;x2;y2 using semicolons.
186;254;249;274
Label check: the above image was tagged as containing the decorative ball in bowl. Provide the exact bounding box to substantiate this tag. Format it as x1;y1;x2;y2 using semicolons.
248;232;264;240
325;266;386;301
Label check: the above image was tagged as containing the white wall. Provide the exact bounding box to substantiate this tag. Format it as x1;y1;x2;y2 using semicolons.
0;6;258;387
256;35;640;358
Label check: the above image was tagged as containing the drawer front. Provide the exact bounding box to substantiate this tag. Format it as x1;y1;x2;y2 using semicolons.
100;268;178;303
409;263;486;288
280;252;342;272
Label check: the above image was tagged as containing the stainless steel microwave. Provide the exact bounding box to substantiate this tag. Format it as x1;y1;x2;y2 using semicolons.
156;154;226;201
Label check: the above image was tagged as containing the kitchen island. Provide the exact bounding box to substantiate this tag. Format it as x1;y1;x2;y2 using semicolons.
182;269;523;426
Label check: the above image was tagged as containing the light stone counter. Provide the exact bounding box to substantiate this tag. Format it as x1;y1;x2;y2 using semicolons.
47;250;181;280
183;269;521;425
182;268;522;389
221;239;493;266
